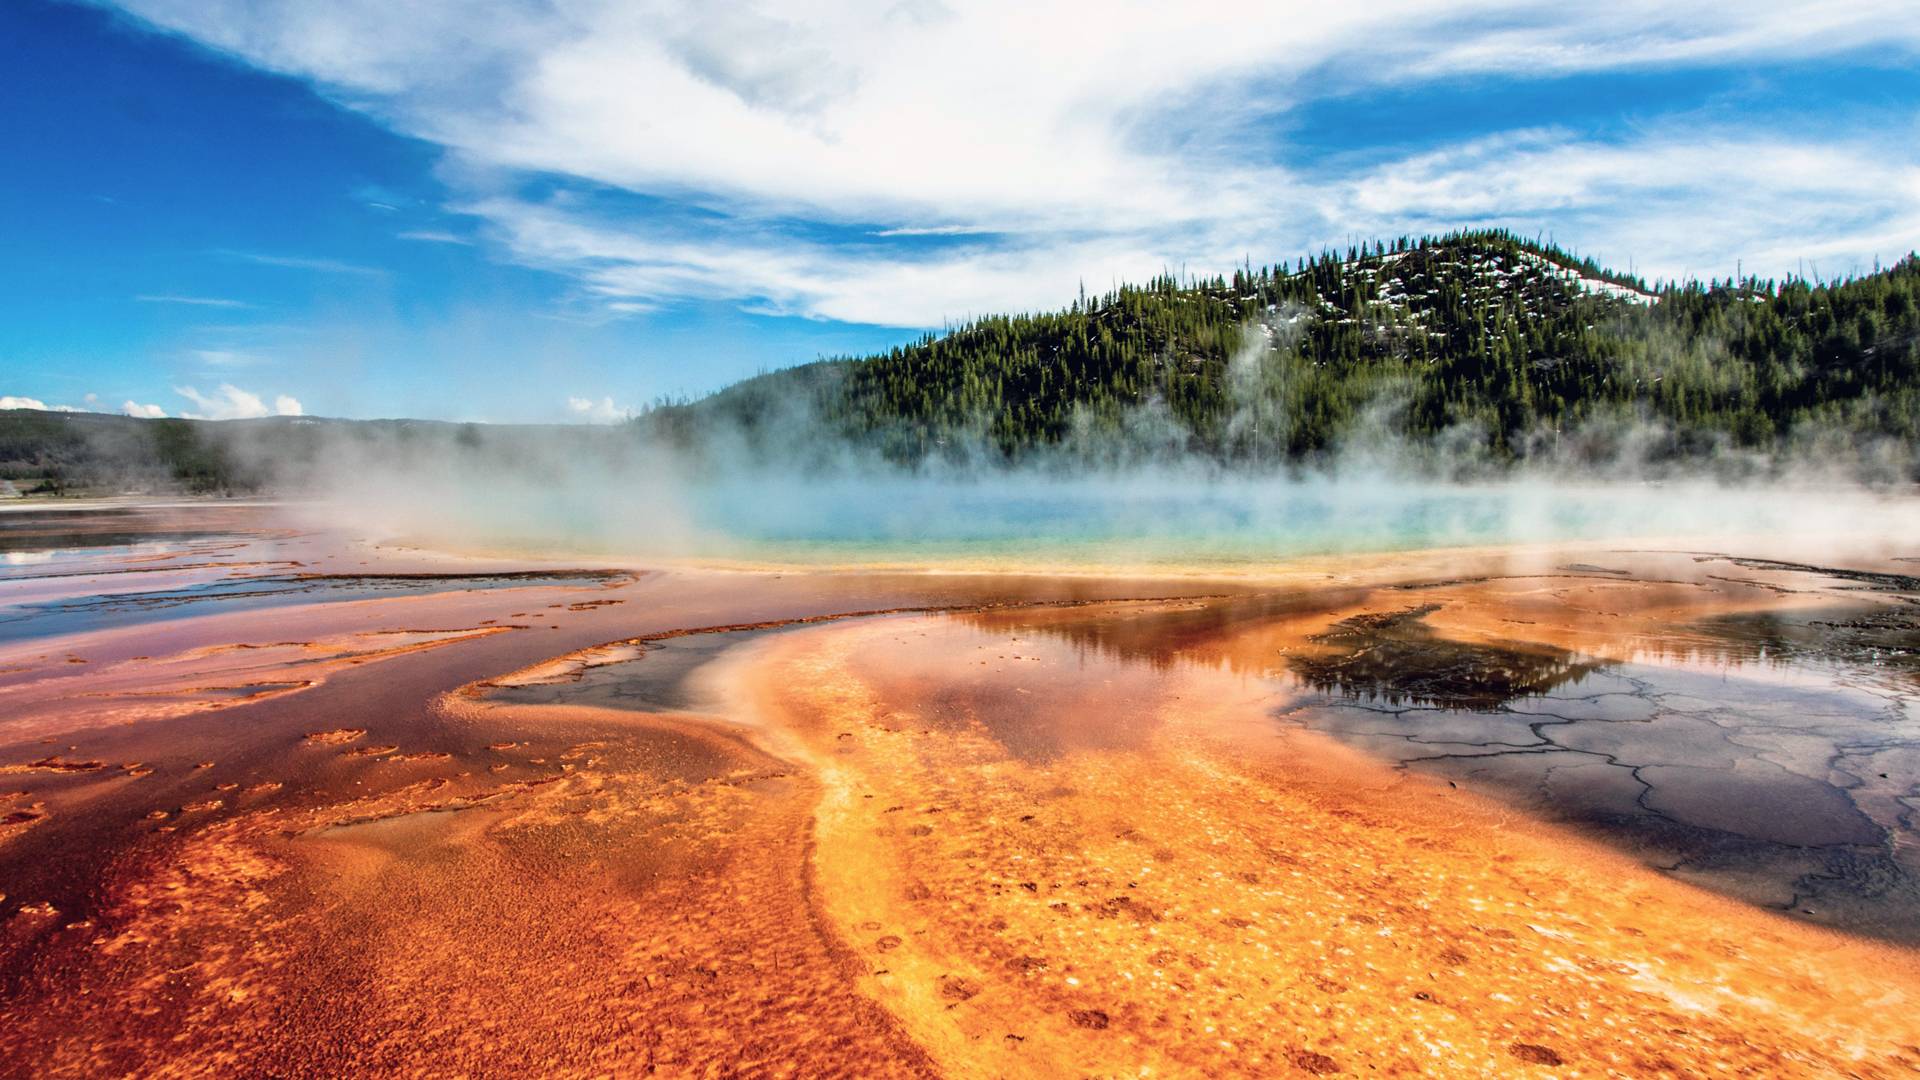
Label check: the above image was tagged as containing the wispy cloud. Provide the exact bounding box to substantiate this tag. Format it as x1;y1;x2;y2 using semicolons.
108;1;1920;325
190;348;269;368
396;229;473;245
478;195;1173;327
135;293;252;308
871;226;1004;238
218;249;387;276
1332;128;1920;281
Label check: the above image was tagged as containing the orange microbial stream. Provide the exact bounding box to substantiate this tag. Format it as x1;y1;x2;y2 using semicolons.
3;511;1920;1076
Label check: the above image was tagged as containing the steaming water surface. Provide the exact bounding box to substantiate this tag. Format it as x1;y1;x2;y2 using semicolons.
415;476;1920;570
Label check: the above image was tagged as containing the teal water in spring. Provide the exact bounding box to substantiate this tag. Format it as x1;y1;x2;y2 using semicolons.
644;477;1920;568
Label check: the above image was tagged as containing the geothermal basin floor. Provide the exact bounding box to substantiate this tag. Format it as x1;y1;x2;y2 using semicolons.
1;506;1919;1076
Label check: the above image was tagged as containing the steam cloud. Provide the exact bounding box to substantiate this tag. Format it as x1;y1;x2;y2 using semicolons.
197;322;1920;572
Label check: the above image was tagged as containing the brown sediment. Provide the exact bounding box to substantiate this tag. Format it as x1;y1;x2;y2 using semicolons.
301;728;366;745
0;626;517;742
97;679;315;702
1;790;47;831
343;745;400;757
0;559;309;583
0;756;108;774
287;569;639;585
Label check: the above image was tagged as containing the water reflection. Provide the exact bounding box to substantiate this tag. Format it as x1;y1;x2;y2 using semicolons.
962;581;1920;942
1285;603;1604;708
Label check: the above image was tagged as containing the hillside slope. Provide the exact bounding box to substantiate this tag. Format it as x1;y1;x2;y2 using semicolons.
655;230;1920;472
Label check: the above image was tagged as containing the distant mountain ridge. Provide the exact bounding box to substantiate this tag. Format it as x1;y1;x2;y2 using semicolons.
0;412;596;494
6;229;1918;491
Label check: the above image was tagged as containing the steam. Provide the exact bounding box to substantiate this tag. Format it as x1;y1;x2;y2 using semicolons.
136;312;1918;571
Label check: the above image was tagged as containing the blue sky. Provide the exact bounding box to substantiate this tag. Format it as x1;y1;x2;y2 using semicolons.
2;1;1916;422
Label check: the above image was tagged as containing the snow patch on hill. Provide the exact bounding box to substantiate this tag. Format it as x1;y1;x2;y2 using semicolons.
1517;251;1656;304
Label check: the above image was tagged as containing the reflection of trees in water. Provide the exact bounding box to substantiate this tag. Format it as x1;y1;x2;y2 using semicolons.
956;587;1920;710
1650;556;1920;684
953;589;1371;676
961;591;1920;940
1715;557;1920;594
953;592;1605;708
1288;604;1605;709
1616;604;1920;687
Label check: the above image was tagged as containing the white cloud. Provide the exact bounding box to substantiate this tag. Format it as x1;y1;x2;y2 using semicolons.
476;195;1183;327
3;395;114;413
218;250;386;276
1334;129;1920;282
1401;5;1920;81
396;229;473;245
135;294;251;308
1;395;90;412
567;395;628;423
192;348;268;367
174;383;305;420
106;1;1920;323
123;400;168;418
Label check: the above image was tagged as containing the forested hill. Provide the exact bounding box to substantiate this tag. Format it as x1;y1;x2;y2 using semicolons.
650;230;1920;472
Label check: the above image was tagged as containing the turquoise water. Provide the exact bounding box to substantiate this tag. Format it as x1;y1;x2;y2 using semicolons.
650;476;1917;567
328;472;1920;569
